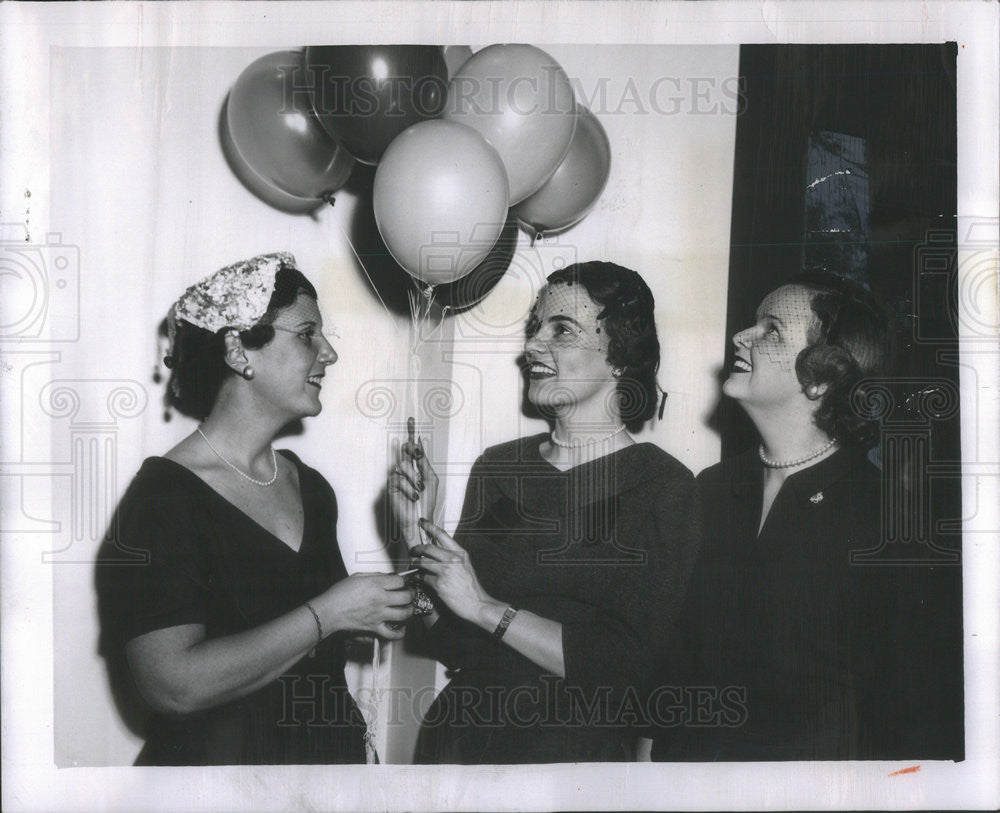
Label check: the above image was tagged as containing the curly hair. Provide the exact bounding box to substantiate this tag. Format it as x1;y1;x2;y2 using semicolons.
541;261;660;432
164;262;318;421
789;272;894;447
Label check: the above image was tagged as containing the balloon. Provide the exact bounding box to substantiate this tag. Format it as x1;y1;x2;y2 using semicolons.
444;44;577;204
512;105;611;238
373;120;509;285
436;212;519;312
227;50;355;203
220;96;325;215
305;46;448;165
442;45;473;78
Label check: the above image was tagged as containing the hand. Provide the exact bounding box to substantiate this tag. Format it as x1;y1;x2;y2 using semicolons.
317;573;415;641
411;518;498;626
387;419;439;549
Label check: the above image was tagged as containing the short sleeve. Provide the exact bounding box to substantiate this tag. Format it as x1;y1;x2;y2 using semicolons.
97;463;211;645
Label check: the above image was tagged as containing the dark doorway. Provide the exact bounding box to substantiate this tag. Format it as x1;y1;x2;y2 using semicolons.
724;44;962;559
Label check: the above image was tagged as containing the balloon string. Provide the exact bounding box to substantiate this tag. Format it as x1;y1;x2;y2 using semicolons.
407;286;420;351
363;638;381;764
409;282;451;353
334;221;397;326
408;282;440;354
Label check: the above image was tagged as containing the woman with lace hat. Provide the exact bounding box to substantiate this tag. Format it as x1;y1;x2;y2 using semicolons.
647;271;963;761
97;253;415;765
388;261;702;763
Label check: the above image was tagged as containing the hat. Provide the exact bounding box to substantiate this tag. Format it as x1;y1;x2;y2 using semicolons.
166;252;295;360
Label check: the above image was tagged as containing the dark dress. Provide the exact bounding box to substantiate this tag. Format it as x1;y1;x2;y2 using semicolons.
96;450;368;765
651;446;964;761
415;434;702;764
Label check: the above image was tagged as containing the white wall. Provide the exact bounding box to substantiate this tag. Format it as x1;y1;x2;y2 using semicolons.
43;44;738;767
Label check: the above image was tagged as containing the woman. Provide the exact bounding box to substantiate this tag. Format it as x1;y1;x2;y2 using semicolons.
649;271;963;761
389;261;702;764
97;252;414;765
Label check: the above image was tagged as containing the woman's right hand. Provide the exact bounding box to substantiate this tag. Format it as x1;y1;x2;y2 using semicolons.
316;573;415;641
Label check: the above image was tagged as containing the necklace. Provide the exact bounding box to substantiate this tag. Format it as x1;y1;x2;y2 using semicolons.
758;437;837;469
197;427;278;486
551;424;627;449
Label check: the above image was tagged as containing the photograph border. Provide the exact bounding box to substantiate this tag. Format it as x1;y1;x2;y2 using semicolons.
1;2;997;811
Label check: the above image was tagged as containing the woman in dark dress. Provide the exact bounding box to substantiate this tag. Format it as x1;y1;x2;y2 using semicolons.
389;261;702;764
648;272;963;761
97;253;414;765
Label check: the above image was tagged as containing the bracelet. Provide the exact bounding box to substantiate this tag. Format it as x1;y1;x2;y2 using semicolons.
492;606;518;643
304;602;323;646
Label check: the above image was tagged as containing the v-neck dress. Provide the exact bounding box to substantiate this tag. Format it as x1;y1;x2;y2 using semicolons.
651;446;964;761
414;433;702;764
97;450;368;765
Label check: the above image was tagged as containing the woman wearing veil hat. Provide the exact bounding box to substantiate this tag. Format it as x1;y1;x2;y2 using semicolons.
390;261;703;763
98;253;414;765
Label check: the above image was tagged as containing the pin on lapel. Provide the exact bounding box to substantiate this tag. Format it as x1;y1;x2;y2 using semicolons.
810;491;824;504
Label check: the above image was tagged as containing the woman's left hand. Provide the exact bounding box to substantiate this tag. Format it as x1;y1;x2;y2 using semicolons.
387;432;439;550
411;519;499;625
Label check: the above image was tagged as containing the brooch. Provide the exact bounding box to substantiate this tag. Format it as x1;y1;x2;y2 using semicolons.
809;492;824;504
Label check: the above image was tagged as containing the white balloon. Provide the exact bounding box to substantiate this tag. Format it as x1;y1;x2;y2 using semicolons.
373;120;510;285
445;44;577;204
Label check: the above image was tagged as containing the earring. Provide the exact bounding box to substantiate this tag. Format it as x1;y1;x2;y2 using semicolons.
612;368;624;378
242;365;255;380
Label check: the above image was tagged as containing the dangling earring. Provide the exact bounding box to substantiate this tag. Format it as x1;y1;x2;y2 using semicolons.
242;365;255;380
612;367;623;378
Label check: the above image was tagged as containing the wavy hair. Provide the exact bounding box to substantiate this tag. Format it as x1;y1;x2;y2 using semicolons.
542;261;661;432
164;262;318;421
789;271;894;446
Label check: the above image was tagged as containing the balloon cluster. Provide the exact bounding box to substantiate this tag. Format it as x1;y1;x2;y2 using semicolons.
222;45;611;290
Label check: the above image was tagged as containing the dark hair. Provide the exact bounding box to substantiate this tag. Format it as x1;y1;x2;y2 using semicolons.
165;263;318;421
540;261;660;432
788;271;894;446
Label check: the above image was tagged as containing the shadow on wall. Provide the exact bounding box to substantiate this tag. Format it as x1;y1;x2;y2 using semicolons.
218;91;520;323
217;95;329;218
94;535;152;749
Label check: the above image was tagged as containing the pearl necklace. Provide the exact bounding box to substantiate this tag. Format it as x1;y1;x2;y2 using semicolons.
758;438;837;469
551;424;627;449
197;427;278;487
